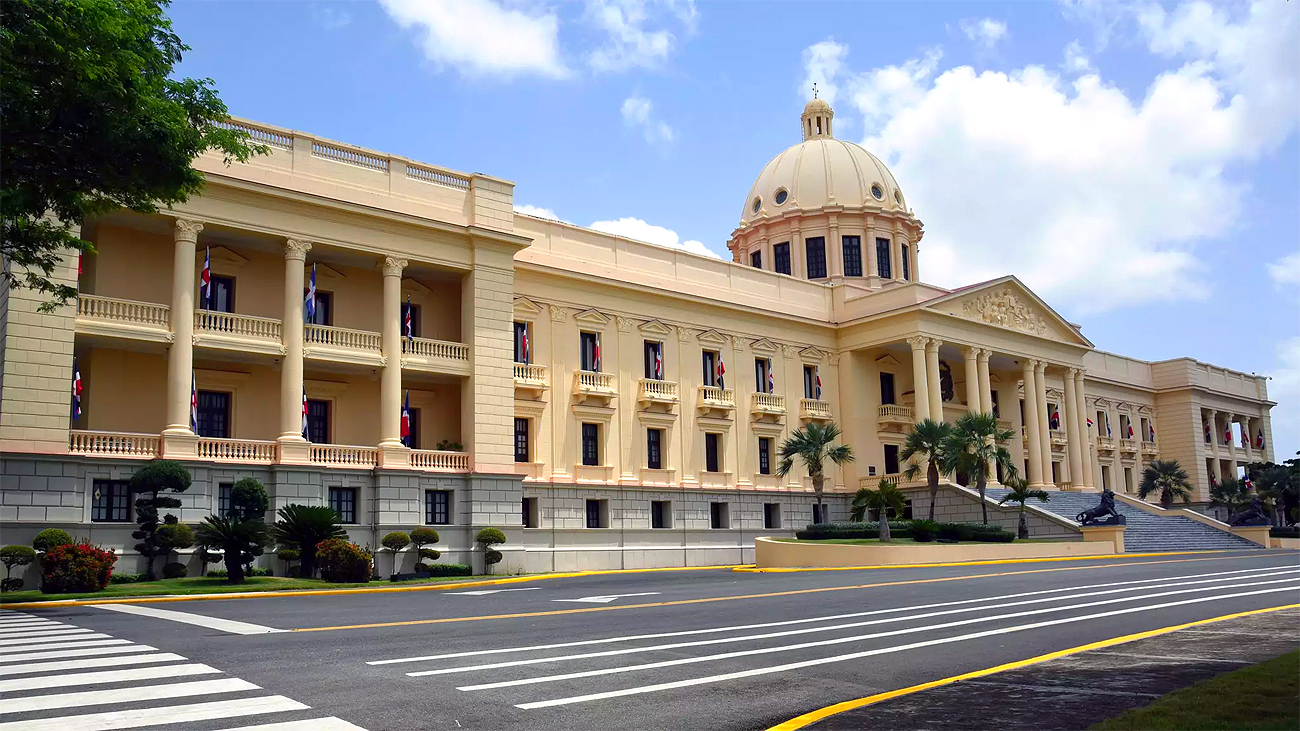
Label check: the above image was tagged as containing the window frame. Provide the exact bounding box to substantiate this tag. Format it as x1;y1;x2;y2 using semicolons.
195;389;231;439
643;340;663;380
709;502;729;529
876;238;892;279
651;500;671;529
522;497;538;529
514;417;530;463
704;432;720;473
879;372;896;406
208;275;236;314
646;428;663;470
513;321;530;364
758;437;772;475
305;289;333;326
749;250;762;269
701;350;718;387
581;422;600;466
754;358;770;394
764;503;782;529
842;236;863;277
91;479;131;523
804;236;827;279
585;499;607;529
406;406;421;450
580;331;599;372
217;482;233;519
305;399;331;444
803;365;817;400
425;489;452;525
773;242;791;275
900;243;911;281
329;486;358;524
884;444;901;475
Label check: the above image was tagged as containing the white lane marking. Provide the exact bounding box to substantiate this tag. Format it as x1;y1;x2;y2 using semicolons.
221;718;371;731
447;588;541;596
0;639;131;655
514;583;1300;708
551;592;662;604
370;563;1297;665
0;632;112;648
0;627;91;639
418;570;1300;677
89;604;286;635
464;576;1300;689
0;621;63;630
0;644;159;664
0;663;219;693
0;652;186;677
0;694;309;731
0;677;260;714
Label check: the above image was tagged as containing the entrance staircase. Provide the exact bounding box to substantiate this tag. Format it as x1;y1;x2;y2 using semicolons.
983;488;1262;552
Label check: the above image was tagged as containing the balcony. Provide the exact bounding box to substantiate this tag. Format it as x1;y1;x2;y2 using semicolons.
697;386;735;415
1119;438;1138;454
800;398;833;422
1141;441;1159;457
75;295;171;343
573;370;617;403
304;324;383;366
309;444;379;468
877;404;913;431
1050;429;1069;450
194;310;284;356
513;363;549;397
637;378;680;407
996;419;1013;432
69;430;160;458
1096;436;1117;452
402;336;470;376
750;392;786;419
196;437;277;464
410;449;469;472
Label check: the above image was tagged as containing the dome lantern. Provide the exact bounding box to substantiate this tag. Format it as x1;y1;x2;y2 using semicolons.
801;85;833;141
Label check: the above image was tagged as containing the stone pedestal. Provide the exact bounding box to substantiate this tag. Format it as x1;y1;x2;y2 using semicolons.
1080;524;1126;553
278;440;312;465
378;445;412;469
160;432;199;459
1230;525;1271;547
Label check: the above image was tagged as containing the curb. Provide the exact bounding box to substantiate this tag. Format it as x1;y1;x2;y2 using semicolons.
735;549;1245;572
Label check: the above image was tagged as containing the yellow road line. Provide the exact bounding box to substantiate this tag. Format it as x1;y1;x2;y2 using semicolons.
734;549;1232;573
767;603;1300;731
289;552;1284;633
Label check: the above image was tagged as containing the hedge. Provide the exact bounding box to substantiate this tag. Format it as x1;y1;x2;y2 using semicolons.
1270;526;1299;539
316;539;373;583
795;522;912;541
109;572;145;584
417;563;471;577
40;542;117;593
205;567;272;578
795;520;1014;543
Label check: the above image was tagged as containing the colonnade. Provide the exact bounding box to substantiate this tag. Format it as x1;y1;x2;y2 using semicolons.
1203;409;1266;483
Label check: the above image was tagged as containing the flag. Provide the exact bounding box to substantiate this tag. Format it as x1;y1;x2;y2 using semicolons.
521;325;530;364
716;355;726;389
71;358;83;420
404;296;413;341
1148;423;1156;442
767;362;775;394
1257;431;1265;450
1224;424;1231;444
654;342;663;379
304;264;317;323
1049;408;1060;430
1104;412;1112;438
1210;473;1218;487
815;368;823;399
1204;421;1212;442
1242;431;1250;449
1126;422;1134;439
401;391;411;446
594;334;602;371
200;247;211;309
1243;476;1255;491
1087;416;1094;428
301;387;309;438
190;372;198;433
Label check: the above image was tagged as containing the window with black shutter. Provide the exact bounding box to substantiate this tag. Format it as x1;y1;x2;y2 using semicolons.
879;372;896;405
884;445;900;475
580;332;599;371
764;503;781;529
710;502;729;529
217;482;233;518
91;480;131;522
773;243;791;275
305;399;330;444
750;251;762;269
901;244;911;281
406;407;421;450
304;290;333;326
646;428;663;470
514;418;530;463
586;499;607;528
701;351;717;387
522;497;538;528
208;276;236;313
758;437;772;475
805;237;827;279
195;391;230;439
513;321;529;363
651;500;671;529
754;358;769;393
644;340;662;380
425;490;451;525
329;487;357;524
581;423;599;466
842;236;863;277
876;238;892;278
406;303;421;338
803;366;816;399
705;433;720;473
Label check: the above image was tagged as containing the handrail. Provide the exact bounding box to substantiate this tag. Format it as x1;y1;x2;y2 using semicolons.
877;404;912;420
195;310;283;340
77;294;169;327
196;437;277;463
69;430;160;457
410;449;469;471
305;324;382;352
309;444;379;467
402;337;468;361
801;398;832;419
513;363;548;385
639;379;680;401
699;386;735;407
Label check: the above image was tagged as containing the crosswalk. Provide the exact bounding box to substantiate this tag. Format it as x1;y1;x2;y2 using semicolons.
0;609;367;730
364;563;1300;711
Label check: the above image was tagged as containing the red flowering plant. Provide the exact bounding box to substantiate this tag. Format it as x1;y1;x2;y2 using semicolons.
40;541;117;594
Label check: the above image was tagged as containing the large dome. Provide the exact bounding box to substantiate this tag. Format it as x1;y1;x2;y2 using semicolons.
740;98;907;225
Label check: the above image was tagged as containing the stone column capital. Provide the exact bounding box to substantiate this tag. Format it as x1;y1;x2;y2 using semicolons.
381;256;408;277
1034;360;1047;375
174;218;204;243
284;239;313;261
1021;357;1037;372
925;338;942;354
976;347;992;363
962;345;979;359
1066;367;1079;378
906;335;929;350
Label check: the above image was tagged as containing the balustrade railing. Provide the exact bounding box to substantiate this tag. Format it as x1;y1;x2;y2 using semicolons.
575;370;617;393
410;449;469;471
1119;438;1138;453
406;163;471;190
195;310;282;340
751;392;786;413
311;140;389;172
217;120;293;150
69;430;160;458
801;399;832;420
305;324;382;352
196;437;277;463
638;379;680;402
877;404;913;421
309;444;379;467
1096;436;1117;451
1050;429;1068;445
698;386;735;408
513;363;548;386
402;337;469;362
77;295;169;328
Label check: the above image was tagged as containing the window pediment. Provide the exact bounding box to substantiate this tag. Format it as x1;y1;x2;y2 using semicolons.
874;354;901;367
513;297;544;316
573;308;611;326
750;338;780;355
697;329;730;346
401;278;433;296
639;319;673;337
800;346;829;364
199;246;249;271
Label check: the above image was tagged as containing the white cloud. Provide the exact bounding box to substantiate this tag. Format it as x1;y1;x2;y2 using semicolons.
960;18;1009;48
1269;337;1300;460
1062;40;1093;73
514;204;563;221
1267;251;1300;293
621;96;675;145
588;216;720;258
312;6;351;29
585;0;696;72
802;0;1299;314
801;40;847;107
377;0;567;78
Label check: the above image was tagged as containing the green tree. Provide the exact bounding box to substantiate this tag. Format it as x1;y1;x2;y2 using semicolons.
1209;477;1252;521
1248;457;1299;526
0;0;263;309
382;531;411;575
32;528;73;553
940;412;1018;525
997;476;1049;539
776;422;855;523
849;478;906;542
156;521;193;572
475;528;506;575
410;527;441;571
901;419;953;521
129;459;191;579
1139;459;1193;509
196;516;268;583
271;504;346;578
1;545;37;592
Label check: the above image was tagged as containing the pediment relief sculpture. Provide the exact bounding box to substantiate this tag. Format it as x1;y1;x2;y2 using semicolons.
959;289;1050;337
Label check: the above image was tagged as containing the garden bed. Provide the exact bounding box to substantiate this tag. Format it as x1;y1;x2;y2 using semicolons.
755;535;1113;568
0;573;489;604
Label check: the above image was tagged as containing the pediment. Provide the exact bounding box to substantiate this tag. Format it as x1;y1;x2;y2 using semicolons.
573;308;610;326
697;329;729;346
800;346;829;363
874;354;901;367
750;338;780;355
402;278;433;296
639;319;673;337
513;297;544;316
924;276;1091;347
203;245;249;270
312;263;346;284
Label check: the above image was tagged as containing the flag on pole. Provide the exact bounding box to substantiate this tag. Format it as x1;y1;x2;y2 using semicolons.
404;296;413;341
521;325;530;364
304;264;317;323
1210;473;1218;487
1242;430;1250;449
1126;422;1134;439
1224;424;1231;444
190;372;198;433
1104;412;1112;438
200;247;212;310
815;368;823;400
767;362;775;394
1086;416;1094;429
1204;421;1212;442
301;387;309;438
716;355;726;389
594;333;602;371
71;358;83;419
401;391;411;447
1256;431;1265;449
1148;423;1156;442
1243;475;1255;491
654;342;663;379
1049;408;1060;430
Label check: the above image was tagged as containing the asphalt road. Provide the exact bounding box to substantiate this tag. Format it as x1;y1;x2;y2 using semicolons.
3;549;1299;731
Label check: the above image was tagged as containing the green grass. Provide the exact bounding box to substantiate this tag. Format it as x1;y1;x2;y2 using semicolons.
0;573;493;604
1091;650;1300;731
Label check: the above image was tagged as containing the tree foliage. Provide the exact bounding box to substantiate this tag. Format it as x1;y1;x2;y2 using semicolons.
997;476;1050;539
271;504;347;578
128;459;191;580
1247;455;1299;526
1139;459;1193;509
940;412;1019;525
475;528;506;574
0;0;264;309
411;527;441;568
32;528;73;553
776;422;855;523
1;545;37;592
195;516;269;583
849;478;906;541
1209;477;1252;519
901;419;953;522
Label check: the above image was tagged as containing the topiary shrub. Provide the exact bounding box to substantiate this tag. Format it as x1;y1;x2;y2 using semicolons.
1;545;37;592
40;542;117;594
382;531;411;551
129;459;192;579
109;572;144;585
205;566;272;579
423;563;471;577
32;528;73;553
475;528;506;574
315;538;372;583
795;522;913;540
908;520;938;542
162;561;188;579
410;527;440;564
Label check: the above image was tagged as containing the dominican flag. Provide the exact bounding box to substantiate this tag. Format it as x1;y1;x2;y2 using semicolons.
1049;408;1060;430
1126;422;1134;439
715;356;726;389
1104;412;1112;438
1210;473;1218;487
1256;431;1265;450
767;363;775;394
304;264;317;323
1087;416;1094;429
71;358;83;419
815;368;823;400
594;334;602;371
654;342;663;379
404;297;413;341
1242;431;1250;449
190;372;198;433
520;325;530;364
401;391;411;446
1204;421;1212;442
301;387;309;437
1224;424;1232;444
200;247;212;309
1148;423;1156;442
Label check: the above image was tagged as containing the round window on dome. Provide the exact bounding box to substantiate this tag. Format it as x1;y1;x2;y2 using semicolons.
752;197;762;214
871;184;884;201
894;190;902;206
774;189;788;205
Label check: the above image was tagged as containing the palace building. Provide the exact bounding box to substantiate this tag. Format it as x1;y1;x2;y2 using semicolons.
0;99;1276;571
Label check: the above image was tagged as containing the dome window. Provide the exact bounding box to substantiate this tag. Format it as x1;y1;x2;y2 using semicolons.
871;184;884;201
774;189;788;206
894;190;903;206
752;197;762;214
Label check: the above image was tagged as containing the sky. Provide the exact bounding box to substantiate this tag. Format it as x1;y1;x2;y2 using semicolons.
166;0;1299;458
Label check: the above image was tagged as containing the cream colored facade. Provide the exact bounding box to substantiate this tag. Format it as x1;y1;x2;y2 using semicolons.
0;100;1275;571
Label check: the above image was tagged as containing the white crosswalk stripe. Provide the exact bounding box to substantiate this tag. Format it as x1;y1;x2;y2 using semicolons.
0;611;369;729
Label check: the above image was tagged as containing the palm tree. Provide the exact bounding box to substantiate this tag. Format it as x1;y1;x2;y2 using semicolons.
940;412;1018;525
1209;477;1251;521
997;476;1049;539
1139;459;1193;509
901;419;953;522
195;516;269;583
777;422;854;524
849;478;907;541
271;504;347;578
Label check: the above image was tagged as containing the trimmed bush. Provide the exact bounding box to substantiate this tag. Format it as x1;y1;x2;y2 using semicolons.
475;528;506;574
109;572;145;585
315;539;373;583
206;567;272;579
40;542;117;594
162;562;188;579
1270;526;1299;539
794;520;1013;543
795;522;911;541
276;547;301;562
411;527;441;564
909;520;938;542
1;545;37;592
33;528;73;553
382;531;411;551
421;563;471;577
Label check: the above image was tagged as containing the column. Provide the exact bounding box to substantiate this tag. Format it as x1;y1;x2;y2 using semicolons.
1063;368;1084;490
963;347;981;413
1075;370;1095;490
378;257;409;463
925;339;943;422
891;227;903;282
829;216;842;277
1022;360;1045;487
977;349;993;414
1225;412;1237;475
1242;416;1254;461
162;219;202;445
1035;362;1052;485
1207;410;1223;485
907;336;930;423
279;239;311;461
865;216;879;285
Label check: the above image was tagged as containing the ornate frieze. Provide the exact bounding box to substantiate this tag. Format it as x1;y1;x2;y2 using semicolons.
960;289;1049;336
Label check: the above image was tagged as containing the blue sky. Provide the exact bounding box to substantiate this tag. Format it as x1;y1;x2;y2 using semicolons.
167;0;1299;456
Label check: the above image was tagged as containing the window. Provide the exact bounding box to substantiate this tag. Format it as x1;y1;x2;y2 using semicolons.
991;391;1000;418
305;290;333;326
513;321;530;364
758;437;772;475
842;236;863;277
879;372;896;405
710;502;730;529
195;390;230;439
405;407;421;450
207;275;235;313
752;197;762;214
581;423;600;466
425;490;451;525
750;251;762;269
329;487;357;524
91;480;130;522
884;444;900;475
812;503;829;524
876;238;892;278
522;497;538;529
803;365;817;399
871;184;884;200
646;428;663;470
901;244;911;281
580;332;600;371
705;433;720;473
514;418;530;463
586;499;607;529
405;303;421;339
805;236;827;279
774;189;788;205
702;350;718;387
754;358;771;393
305;399;330;444
651;500;672;529
217;482;233;519
764;503;782;529
774;243;791;275
644;340;663;380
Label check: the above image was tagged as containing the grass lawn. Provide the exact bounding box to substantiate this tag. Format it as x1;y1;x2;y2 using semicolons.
1091;650;1300;731
0;573;495;604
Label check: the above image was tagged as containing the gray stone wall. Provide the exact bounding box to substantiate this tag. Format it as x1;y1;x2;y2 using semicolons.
902;484;1081;540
